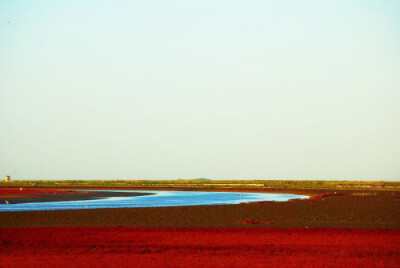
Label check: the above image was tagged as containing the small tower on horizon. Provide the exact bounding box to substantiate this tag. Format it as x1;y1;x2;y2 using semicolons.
4;175;10;181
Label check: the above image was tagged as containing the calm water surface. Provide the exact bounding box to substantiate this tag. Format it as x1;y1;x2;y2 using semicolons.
0;190;309;212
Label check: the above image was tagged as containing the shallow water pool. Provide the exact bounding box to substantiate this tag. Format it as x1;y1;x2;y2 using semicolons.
0;190;309;212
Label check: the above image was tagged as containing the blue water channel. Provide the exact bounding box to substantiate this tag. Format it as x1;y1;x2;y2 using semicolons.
0;190;309;212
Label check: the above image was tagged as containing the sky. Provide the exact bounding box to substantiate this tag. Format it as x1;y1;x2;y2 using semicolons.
0;0;399;181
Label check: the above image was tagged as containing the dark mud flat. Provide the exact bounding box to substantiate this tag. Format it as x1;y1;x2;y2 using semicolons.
0;188;399;228
0;190;152;205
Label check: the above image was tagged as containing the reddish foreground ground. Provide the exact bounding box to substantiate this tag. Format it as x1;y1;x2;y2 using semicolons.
1;187;399;267
1;227;399;267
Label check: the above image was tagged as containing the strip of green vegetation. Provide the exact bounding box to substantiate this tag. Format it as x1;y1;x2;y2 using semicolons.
1;180;399;190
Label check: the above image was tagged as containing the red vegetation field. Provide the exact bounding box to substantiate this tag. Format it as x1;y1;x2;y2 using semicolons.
1;227;399;267
0;189;70;195
0;188;71;199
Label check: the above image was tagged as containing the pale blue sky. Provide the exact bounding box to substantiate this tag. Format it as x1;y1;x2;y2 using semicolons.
0;0;399;180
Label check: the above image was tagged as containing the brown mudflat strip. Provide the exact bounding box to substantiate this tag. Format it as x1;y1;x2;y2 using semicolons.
0;188;399;228
0;189;152;204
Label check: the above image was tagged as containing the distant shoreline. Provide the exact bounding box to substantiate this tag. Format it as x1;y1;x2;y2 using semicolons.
1;179;399;190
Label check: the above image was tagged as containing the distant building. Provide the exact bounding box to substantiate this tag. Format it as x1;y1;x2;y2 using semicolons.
4;175;10;181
